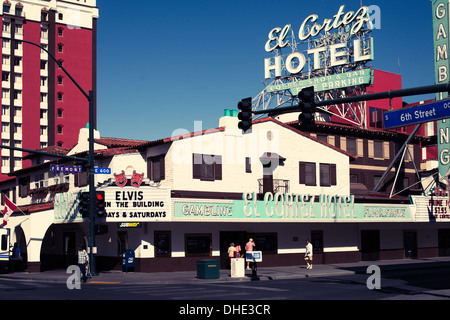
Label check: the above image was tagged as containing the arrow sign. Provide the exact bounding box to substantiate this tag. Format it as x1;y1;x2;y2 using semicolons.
383;99;450;129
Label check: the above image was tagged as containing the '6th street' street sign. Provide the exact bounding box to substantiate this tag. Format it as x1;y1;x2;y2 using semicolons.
383;99;450;129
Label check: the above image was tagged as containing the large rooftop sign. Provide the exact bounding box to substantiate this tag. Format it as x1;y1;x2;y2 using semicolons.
264;5;375;93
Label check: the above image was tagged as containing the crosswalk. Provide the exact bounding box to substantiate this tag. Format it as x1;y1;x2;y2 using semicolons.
90;281;290;300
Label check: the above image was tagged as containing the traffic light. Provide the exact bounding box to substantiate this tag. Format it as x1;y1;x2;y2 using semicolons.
96;190;107;218
79;192;90;218
238;97;253;133
298;86;316;127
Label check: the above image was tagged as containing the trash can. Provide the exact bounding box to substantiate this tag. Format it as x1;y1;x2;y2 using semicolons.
197;260;220;279
231;258;245;278
122;249;135;273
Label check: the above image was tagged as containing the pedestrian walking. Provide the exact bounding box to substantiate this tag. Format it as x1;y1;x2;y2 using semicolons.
305;239;313;269
226;242;236;269
77;245;89;283
245;238;255;270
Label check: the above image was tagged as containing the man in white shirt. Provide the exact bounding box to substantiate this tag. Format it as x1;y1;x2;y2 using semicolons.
304;239;313;269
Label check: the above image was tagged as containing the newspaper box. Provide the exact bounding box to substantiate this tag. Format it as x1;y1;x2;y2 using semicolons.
122;249;135;273
231;258;245;278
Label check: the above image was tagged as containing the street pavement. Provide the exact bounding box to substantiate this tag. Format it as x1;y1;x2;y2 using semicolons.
1;256;450;286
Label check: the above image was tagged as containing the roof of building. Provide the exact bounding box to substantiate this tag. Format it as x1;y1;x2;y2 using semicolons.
286;120;431;144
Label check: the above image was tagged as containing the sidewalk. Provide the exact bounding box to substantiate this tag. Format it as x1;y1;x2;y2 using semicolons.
1;257;450;285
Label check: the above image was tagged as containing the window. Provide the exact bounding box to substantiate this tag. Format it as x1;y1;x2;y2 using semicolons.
2;106;9;116
299;162;316;186
74;171;88;188
373;175;385;191
14;24;22;35
57;125;63;134
14;107;21;117
311;231;324;254
57;109;63;118
41;77;47;86
2;89;9;99
192;154;222;181
57;76;63;85
13;90;22;100
1;156;9;167
40;60;47;70
374;140;384;158
40;126;47;135
346;138;357;156
57;92;63;101
247;233;278;254
2;72;8;82
18;176;30;198
185;234;211;257
58;43;63;53
13;124;21;134
155;231;171;257
15;6;22;17
2;55;10;66
58;13;63;20
0;188;9;205
1;123;9;133
58;28;64;37
14;41;21;51
320;163;337;187
316;134;328;143
3;4;10;14
13;57;21;67
2;39;9;49
245;157;252;173
2;22;9;33
147;155;165;182
1;235;7;251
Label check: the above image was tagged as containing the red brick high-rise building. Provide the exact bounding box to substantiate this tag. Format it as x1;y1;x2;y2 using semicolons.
0;0;98;179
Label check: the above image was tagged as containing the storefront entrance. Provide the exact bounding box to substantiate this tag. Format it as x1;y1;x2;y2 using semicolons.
63;232;77;267
220;231;247;269
361;230;380;261
404;231;417;259
438;229;450;256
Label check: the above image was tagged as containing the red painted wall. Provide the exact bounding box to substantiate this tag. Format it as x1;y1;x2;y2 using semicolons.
54;25;93;149
22;20;42;168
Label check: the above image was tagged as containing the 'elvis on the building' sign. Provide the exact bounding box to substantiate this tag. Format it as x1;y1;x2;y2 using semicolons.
98;171;171;222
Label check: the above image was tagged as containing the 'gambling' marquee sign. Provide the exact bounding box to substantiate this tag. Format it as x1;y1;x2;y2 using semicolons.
174;192;412;223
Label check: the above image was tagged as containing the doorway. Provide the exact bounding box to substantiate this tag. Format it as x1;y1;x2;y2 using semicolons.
404;231;417;259
219;231;247;269
361;230;380;261
438;229;450;257
117;231;128;256
63;232;77;267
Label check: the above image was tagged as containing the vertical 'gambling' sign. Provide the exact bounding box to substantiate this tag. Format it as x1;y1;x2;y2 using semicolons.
432;0;450;178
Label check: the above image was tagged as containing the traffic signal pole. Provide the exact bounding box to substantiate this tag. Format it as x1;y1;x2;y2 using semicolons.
251;82;450;116
88;90;97;276
242;81;450;195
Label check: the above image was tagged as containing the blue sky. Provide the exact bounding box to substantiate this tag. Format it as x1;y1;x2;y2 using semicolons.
96;0;436;141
